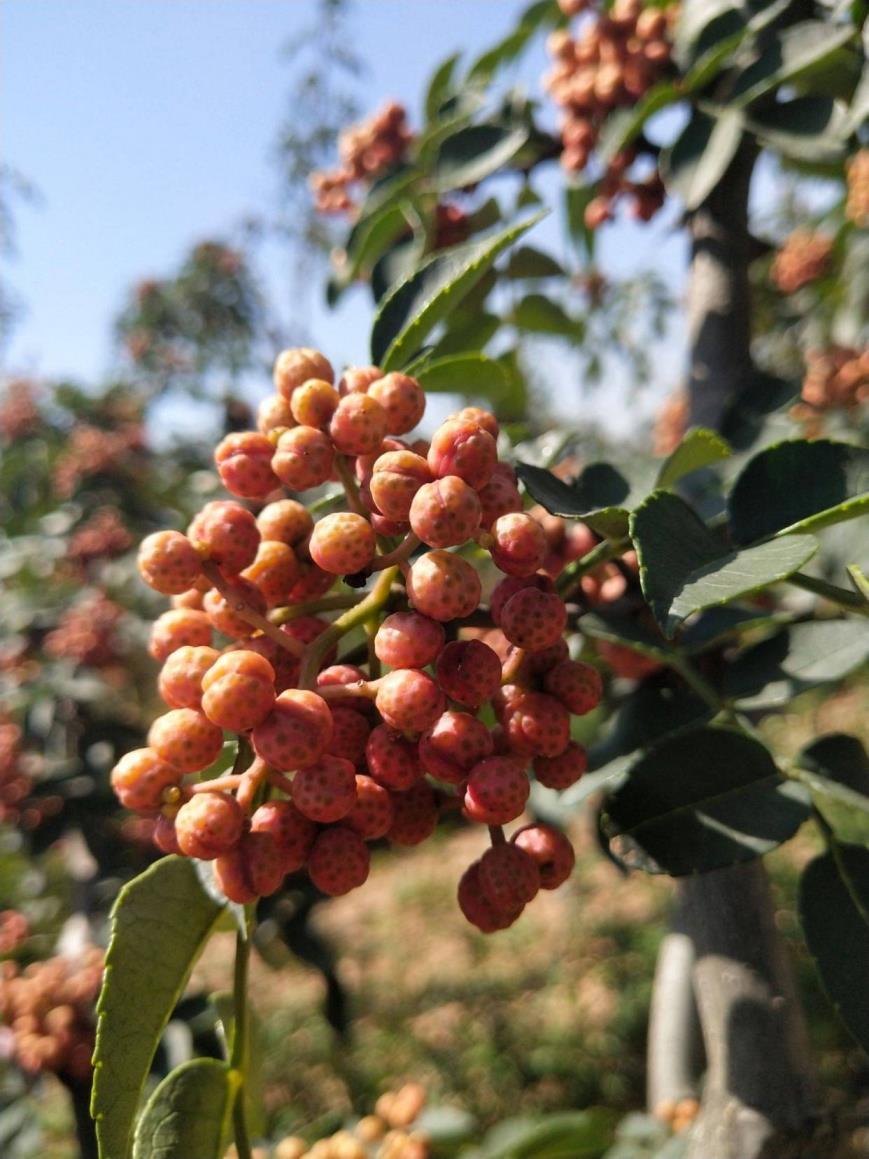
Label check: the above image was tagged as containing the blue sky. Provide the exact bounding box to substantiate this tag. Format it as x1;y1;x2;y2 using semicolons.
2;0;689;436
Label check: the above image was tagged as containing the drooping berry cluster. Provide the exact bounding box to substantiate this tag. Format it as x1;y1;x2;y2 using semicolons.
0;378;40;440
0;949;104;1079
114;348;604;931
65;507;134;570
43;591;125;668
53;421;145;498
544;0;677;227
791;345;869;435
271;1082;430;1159
770;230;833;294
310;101;413;216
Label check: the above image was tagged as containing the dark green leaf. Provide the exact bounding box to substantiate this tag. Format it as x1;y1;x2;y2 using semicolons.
580;612;676;666
518;460;656;538
371;211;546;370
590;678;713;770
799;844;869;1056
722;620;869;707
477;1108;616;1159
661;108;744;210
564;183;597;260
511;293;581;338
747;97;849;163
631;491;818;635
728;439;869;544
793;733;869;840
505;245;565;279
598;84;683;162
424;52;462;122
413;353;507;399
341;201;417;284
131;1059;236;1159
434;124;530;193
674;0;744;69
655;428;732;490
431;310;500;359
731;21;857;107
604;727;809;875
719;371;799;452
92;857;224;1159
467;28;535;86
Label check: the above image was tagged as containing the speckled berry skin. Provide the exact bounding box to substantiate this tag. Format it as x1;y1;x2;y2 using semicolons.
365;726;421;790
272;426;335;491
149;609;212;663
329;393;388;456
369;451;432;521
290;378;340;429
214;431;280;499
374;612;445;670
458;862;521;932
250;800;317;873
409;476;482;549
241;541;300;608
477;474;523;530
110;748;183;813
252;689;333;770
273;347;334;399
387;780;438;846
478;843;540;914
201;650;276;731
499;587;567;651
148;709;224;774
174;791;245;860
533;741;588;790
452;405;499;439
419;712;494;785
428;418;497;490
307;827;370;896
188;501;260;576
406;551;482;622
499;689;570;759
215;832;285;904
256;499;314;547
286;562;335;605
375;669;445;734
346;774;394;839
158;645;220;709
326;706;371;763
291;755;357;822
138;531;202;595
317;664;370;708
256;392;295;435
512;823;575;889
489;574;554;626
544;660;603;715
464;757;530;825
309;512;376;576
338;364;383;395
490;513;548;577
204;579;267;639
435;640;502;708
367;372;426;435
505;638;569;683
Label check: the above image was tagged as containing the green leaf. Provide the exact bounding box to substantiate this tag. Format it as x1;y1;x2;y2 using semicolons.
431;309;500;359
655;428;732;490
673;0;744;69
590;678;713;770
580;612;676;667
434;124;530;193
92;857;224;1159
564;183;596;259
412;353;507;399
799;844;869;1056
723;620;869;707
371;211;546;370
849;564;869;603
661;107;744;210
477;1108;616;1159
630;491;818;635
467;28;535;86
728;439;869;545
598;84;683;162
603;726;809;875
131;1059;237;1159
731;21;858;107
747;96;849;163
793;734;869;844
424;52;462;121
505;245;565;279
719;370;799;452
517;460;656;538
511;293;581;339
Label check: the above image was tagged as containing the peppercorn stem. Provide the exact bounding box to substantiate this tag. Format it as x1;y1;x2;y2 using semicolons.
191;775;243;794
556;536;631;599
297;565;399;688
370;532;420;570
230;912;253;1159
334;453;368;517
270;594;361;624
200;560;304;657
788;572;869;616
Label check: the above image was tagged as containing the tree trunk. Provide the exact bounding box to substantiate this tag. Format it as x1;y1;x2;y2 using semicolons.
646;142;819;1158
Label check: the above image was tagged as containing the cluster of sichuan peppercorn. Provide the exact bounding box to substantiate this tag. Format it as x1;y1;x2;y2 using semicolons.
113;347;604;932
310;101;413;216
770;229;834;295
544;0;677;227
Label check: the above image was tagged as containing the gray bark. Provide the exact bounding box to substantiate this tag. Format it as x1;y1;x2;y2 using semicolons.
647;141;818;1157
